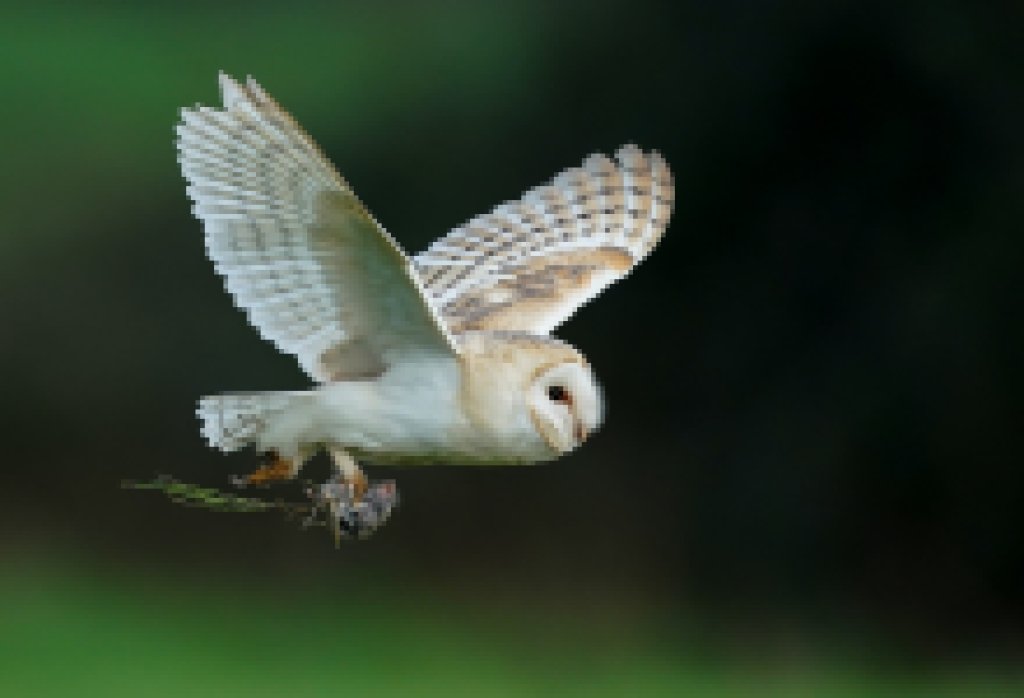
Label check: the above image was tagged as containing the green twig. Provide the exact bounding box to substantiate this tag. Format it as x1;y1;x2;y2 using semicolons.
121;475;311;517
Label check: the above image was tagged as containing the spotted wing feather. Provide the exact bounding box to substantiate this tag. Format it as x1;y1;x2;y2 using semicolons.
177;74;456;382
414;145;673;335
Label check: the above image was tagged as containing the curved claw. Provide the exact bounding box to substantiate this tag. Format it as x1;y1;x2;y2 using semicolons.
232;452;294;487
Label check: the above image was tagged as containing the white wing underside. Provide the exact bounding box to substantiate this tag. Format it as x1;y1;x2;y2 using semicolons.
178;74;673;384
176;74;455;382
414;145;674;335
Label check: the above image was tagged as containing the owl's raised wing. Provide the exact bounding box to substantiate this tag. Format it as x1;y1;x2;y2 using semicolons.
414;145;673;336
177;74;456;382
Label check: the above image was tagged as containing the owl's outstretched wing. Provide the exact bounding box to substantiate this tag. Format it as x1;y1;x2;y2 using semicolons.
177;74;456;382
414;145;673;336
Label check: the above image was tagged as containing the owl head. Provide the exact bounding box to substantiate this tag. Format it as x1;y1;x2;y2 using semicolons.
459;332;605;457
528;360;603;454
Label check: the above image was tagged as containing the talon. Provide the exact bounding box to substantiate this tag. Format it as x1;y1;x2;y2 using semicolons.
235;451;293;487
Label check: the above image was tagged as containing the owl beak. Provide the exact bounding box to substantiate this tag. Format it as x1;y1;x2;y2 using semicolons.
573;420;588;444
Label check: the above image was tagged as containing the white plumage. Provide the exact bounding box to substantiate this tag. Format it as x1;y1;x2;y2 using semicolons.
178;74;454;383
415;144;673;335
177;74;673;523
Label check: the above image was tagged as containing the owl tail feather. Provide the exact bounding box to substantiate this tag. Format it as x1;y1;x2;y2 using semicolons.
197;392;296;453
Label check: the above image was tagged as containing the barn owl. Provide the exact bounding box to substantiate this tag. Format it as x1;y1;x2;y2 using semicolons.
176;73;673;537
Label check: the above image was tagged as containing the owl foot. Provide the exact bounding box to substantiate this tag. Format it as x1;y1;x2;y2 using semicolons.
305;474;398;543
231;451;293;487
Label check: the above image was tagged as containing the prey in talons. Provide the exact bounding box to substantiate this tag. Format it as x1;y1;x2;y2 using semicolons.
232;448;397;542
305;476;399;544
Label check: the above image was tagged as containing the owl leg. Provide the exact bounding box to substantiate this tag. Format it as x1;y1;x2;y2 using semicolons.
330;449;368;500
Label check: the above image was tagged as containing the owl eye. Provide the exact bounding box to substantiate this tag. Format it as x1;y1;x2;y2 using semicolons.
547;385;570;403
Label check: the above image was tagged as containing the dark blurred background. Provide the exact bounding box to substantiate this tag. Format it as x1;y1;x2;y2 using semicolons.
1;0;1022;694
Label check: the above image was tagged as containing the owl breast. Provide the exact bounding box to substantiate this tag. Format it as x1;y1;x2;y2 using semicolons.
314;353;557;466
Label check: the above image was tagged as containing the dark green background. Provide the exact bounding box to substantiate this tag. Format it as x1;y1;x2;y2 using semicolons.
1;1;1021;695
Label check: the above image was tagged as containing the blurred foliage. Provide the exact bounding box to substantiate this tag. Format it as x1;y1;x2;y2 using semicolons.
2;562;1023;697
